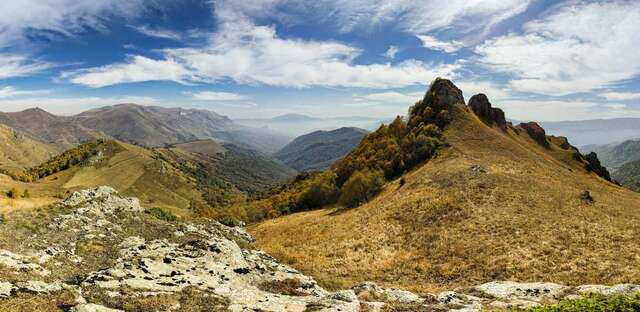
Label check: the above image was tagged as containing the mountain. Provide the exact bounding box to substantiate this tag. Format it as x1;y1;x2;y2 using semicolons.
248;79;640;293
612;159;640;192
271;113;320;122
0;108;103;148
0;125;58;172
0;138;295;215
583;139;640;171
0;104;290;154
539;118;640;147
274;127;369;171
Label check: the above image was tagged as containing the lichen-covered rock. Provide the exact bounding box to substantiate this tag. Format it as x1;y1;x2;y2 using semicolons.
71;303;123;312
575;284;640;296
353;282;424;304
474;281;568;302
0;282;15;298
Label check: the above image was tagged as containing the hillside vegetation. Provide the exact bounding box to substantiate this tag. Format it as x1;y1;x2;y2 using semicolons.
250;79;640;293
274;127;368;171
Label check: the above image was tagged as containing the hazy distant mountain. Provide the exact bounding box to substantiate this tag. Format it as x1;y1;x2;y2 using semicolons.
613;159;640;192
274;127;368;171
0;108;103;148
538;118;640;147
0;104;291;154
270;113;320;122
236;115;383;138
583;139;640;171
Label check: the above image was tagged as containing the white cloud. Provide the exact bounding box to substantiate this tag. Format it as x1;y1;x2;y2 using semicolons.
417;35;464;53
476;1;640;96
600;92;640;101
0;96;159;115
0;86;49;98
355;91;423;104
62;55;197;88
187;91;249;101
384;46;399;59
0;54;52;79
66;22;460;88
455;80;512;102
0;0;145;48
133;25;182;40
499;99;640;122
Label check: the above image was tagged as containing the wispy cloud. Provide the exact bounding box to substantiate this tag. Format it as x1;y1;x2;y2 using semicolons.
383;46;399;59
0;86;49;98
0;54;52;79
600;92;640;101
187;91;249;101
133;25;182;40
417;35;464;53
476;1;640;96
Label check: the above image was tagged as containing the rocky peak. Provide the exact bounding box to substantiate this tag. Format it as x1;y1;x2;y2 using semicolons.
585;152;613;182
518;122;550;148
409;78;464;129
468;94;508;129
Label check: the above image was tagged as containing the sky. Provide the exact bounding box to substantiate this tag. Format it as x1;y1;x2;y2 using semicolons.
0;0;640;121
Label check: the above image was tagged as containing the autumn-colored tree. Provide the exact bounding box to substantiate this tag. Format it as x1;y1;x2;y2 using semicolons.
338;170;384;208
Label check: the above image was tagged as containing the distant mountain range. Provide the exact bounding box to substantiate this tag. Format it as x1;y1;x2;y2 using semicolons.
537;118;640;147
236;114;385;138
274;127;369;171
0;104;291;154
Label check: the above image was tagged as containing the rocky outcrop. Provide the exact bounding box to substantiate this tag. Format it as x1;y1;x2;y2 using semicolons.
0;187;637;311
584;152;613;182
518;122;550;148
468;94;508;129
410;78;464;128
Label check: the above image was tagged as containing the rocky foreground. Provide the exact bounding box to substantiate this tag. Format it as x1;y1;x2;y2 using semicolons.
0;187;638;311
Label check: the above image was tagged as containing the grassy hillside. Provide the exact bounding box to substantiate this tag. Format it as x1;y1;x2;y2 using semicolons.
274;127;369;171
0;125;58;172
250;80;640;293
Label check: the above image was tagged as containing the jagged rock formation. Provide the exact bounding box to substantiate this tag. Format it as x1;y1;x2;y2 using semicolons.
518;122;550;148
468;94;507;129
584;152;613;182
1;187;636;311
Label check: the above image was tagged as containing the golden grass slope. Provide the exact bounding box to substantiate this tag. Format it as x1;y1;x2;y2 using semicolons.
0;125;58;172
251;103;640;293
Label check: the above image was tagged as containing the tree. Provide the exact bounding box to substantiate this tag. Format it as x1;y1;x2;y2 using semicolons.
338;170;384;208
297;172;339;210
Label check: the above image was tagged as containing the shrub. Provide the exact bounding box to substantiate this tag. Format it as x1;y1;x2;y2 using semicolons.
297;172;339;210
338;170;385;208
22;189;30;198
7;187;19;199
218;216;242;227
0;213;5;224
146;207;178;222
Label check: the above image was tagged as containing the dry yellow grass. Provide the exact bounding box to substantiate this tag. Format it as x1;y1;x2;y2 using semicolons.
251;104;640;293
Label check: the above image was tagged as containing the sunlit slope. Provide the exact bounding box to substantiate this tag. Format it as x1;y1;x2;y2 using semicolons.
251;94;640;292
0;125;58;171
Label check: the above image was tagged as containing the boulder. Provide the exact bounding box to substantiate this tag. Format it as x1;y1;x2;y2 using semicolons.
468;94;507;129
584;152;613;182
518;122;549;148
0;282;15;298
575;284;640;296
71;304;123;312
474;281;568;302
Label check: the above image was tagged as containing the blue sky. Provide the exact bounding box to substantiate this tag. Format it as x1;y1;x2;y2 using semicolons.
0;0;639;121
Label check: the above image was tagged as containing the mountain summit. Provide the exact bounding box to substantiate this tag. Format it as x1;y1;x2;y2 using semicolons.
251;78;636;293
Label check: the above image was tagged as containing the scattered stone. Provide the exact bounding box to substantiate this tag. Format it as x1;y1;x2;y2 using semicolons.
0;281;15;298
71;303;123;312
580;190;594;203
353;282;424;304
0;249;50;276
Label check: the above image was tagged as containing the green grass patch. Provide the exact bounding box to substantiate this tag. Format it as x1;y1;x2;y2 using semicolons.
146;207;178;222
528;293;640;312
